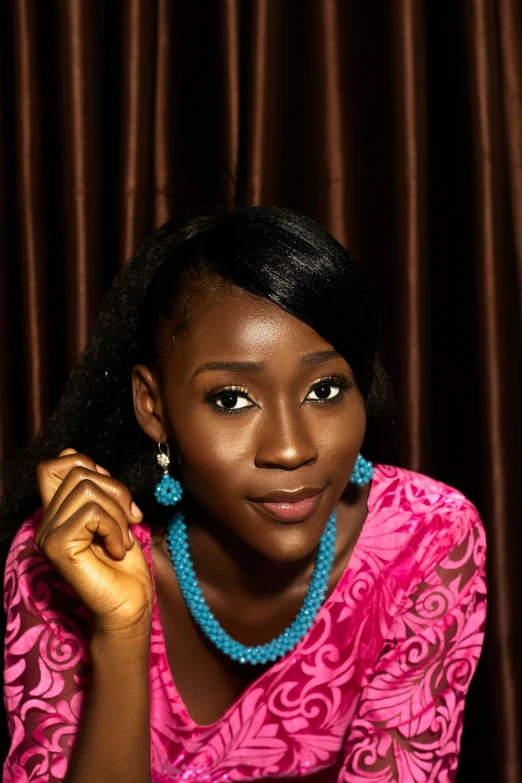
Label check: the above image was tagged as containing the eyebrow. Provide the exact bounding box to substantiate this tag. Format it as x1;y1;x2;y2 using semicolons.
191;349;342;379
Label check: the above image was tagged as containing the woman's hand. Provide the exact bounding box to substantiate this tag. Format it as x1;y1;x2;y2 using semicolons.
35;448;153;643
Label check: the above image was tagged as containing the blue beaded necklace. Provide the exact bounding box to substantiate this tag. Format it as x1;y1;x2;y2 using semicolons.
166;507;337;665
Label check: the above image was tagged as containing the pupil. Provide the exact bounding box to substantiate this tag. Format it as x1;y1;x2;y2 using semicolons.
316;384;330;399
222;393;238;408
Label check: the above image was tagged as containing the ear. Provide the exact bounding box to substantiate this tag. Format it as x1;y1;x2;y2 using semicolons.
131;364;168;444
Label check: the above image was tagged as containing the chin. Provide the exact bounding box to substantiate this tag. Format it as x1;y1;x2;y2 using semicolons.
251;524;324;565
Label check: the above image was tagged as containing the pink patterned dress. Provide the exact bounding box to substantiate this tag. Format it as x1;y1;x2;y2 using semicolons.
3;464;487;782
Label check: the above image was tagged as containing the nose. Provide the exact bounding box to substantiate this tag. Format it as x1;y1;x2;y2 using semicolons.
254;406;319;470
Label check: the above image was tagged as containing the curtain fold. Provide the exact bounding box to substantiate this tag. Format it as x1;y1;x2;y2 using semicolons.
498;0;522;334
1;1;521;780
118;0;157;266
464;2;522;778
243;0;271;206
55;0;103;362
390;0;428;473
218;0;240;209
12;0;48;438
313;0;350;247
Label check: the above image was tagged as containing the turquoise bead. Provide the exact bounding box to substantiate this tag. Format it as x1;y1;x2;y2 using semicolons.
155;472;184;505
349;453;374;486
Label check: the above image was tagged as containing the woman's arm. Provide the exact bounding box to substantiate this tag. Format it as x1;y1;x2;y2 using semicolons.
3;513;152;783
63;630;151;783
337;502;487;782
4;448;155;782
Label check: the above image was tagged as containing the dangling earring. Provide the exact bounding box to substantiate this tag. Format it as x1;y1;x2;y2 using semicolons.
154;442;184;506
349;453;374;486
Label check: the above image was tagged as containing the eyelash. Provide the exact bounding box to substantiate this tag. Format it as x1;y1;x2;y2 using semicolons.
203;374;353;416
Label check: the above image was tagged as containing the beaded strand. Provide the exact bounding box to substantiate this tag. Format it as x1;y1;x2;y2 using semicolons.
166;508;337;665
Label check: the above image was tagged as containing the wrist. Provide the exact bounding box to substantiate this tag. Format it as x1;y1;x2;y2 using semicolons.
91;623;151;662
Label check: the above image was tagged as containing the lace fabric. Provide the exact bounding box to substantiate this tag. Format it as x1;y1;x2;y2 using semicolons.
3;519;92;782
2;465;487;782
340;514;484;782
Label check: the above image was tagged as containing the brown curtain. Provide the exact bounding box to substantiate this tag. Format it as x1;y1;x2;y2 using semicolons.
1;1;521;780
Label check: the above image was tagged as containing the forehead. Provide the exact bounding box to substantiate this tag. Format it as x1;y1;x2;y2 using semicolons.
157;283;335;368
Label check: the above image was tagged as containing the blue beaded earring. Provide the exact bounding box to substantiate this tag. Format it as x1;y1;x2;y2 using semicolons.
154;442;184;506
349;453;374;486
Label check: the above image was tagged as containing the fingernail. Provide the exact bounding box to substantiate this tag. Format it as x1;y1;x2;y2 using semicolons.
129;529;135;543
95;464;111;476
131;502;142;519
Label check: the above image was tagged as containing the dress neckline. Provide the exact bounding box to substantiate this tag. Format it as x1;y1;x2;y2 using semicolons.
144;464;382;732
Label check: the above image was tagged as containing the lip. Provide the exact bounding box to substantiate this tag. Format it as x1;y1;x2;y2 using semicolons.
251;487;324;503
250;487;325;523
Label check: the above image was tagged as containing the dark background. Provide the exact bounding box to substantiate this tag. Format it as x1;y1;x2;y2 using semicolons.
0;1;521;780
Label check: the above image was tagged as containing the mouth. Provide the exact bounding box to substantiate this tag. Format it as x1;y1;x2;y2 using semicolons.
250;487;325;523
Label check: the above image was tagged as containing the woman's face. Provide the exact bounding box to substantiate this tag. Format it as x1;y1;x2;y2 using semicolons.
135;282;366;564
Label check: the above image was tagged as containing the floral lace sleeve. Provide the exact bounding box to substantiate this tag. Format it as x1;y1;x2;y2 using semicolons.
339;503;487;783
3;511;92;783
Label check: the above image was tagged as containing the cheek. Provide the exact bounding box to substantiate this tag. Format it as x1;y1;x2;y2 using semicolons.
314;397;367;459
183;431;247;474
172;409;254;496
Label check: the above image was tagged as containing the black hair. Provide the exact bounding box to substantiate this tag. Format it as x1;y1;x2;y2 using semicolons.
0;204;398;564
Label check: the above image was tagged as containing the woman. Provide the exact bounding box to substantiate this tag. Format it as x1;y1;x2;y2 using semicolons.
1;206;486;782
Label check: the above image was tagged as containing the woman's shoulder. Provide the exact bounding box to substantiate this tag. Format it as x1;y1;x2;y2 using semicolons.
4;508;93;634
3;510;92;779
372;462;482;519
4;507;44;586
369;463;486;566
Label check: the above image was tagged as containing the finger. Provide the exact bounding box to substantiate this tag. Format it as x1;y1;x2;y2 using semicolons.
40;478;137;551
39;502;128;565
58;447;111;477
40;460;142;529
37;452;108;510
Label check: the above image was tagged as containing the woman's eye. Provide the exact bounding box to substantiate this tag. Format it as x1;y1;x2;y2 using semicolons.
213;391;254;411
205;375;350;414
306;382;342;402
